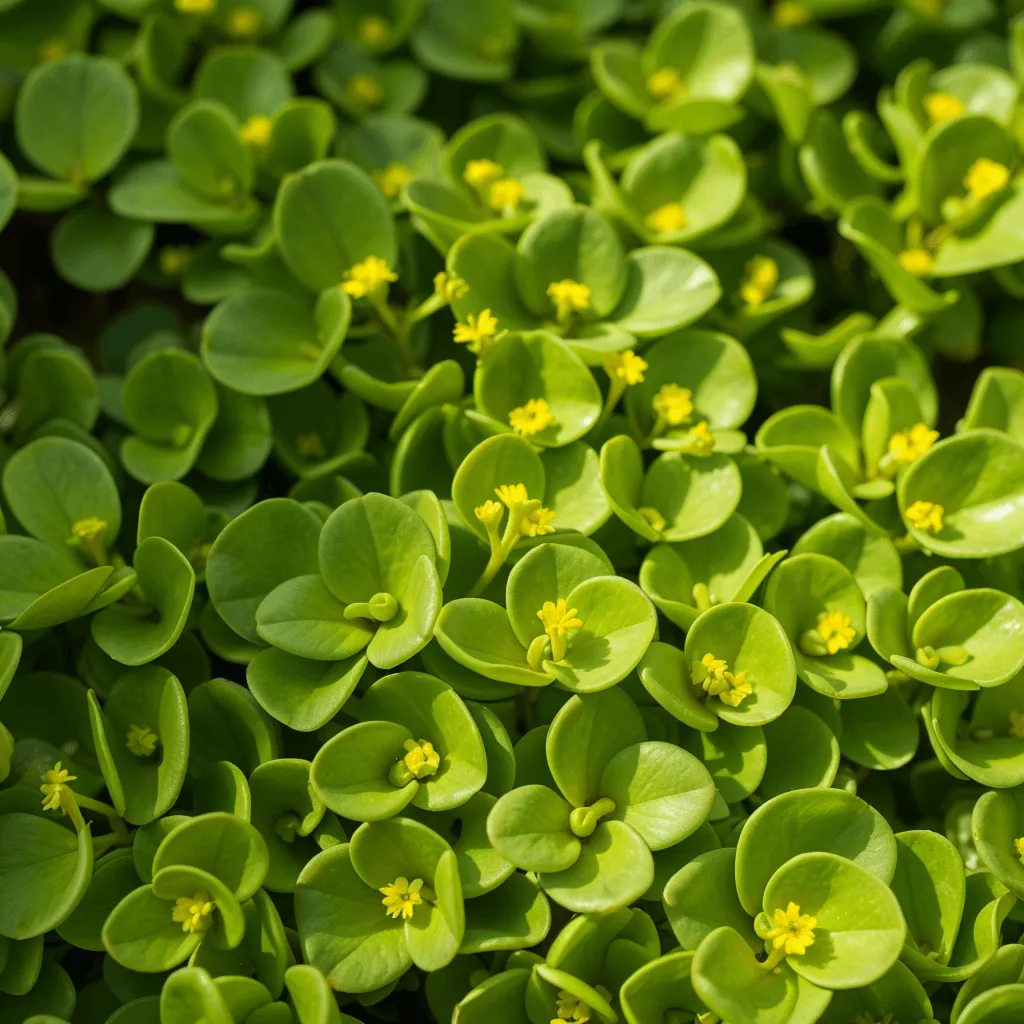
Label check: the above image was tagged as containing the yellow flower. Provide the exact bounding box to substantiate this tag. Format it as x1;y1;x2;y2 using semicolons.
380;877;425;919
521;506;556;537
509;398;556;436
553;989;591;1024
923;91;964;125
126;724;158;757
357;14;391;46
764;902;817;956
887;423;939;466
70;517;109;564
682;421;715;456
605;350;647;386
240;115;273;147
342;256;398;298
294;433;327;460
495;483;529;507
489;178;526;214
453;309;500;354
374;162;414;199
1010;710;1024;738
646;202;687;235
159;245;192;276
175;0;215;13
538;599;583;639
898;248;933;277
906;500;944;533
653;384;694;427
638;506;666;532
402;739;440;778
475;500;504;528
434;271;469;303
740;255;779;309
719;671;752;707
172;893;216;933
38;38;69;62
691;653;753;707
40;762;76;814
226;6;261;37
1016;837;1024;865
463;159;504;188
547;279;592;323
773;0;811;26
816;611;856;655
964;157;1010;202
647;68;687;101
347;73;384;107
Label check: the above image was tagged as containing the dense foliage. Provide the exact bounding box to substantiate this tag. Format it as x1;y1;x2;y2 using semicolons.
1;1;1024;1023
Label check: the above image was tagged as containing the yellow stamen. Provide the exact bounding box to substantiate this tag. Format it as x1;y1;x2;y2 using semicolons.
38;38;69;62
175;0;215;13
1016;837;1024;865
638;507;666;532
159;245;191;276
434;271;469;304
380;876;424;919
906;500;944;533
647;68;687;101
172;893;216;934
226;6;261;37
495;483;529;507
898;248;933;277
553;989;591;1024
740;255;779;309
341;256;398;299
357;14;391;46
489;178;526;215
923;92;964;125
691;653;752;707
653;384;694;427
887;423;938;466
40;762;76;814
764;902;817;956
70;517;109;564
682;421;715;455
453;309;499;354
547;279;592;323
126;725;158;757
538;599;583;639
646;202;687;235
475;500;504;529
521;506;556;537
402;739;440;778
964;157;1010;202
463;159;504;188
509;398;556;436
294;433;327;459
240;115;273;147
816;611;856;655
1010;711;1024;738
374;162;414;199
347;73;384;107
772;0;811;26
605;350;647;386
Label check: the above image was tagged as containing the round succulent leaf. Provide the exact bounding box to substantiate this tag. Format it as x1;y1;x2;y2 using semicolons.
294;843;410;995
202;287;351;398
961;366;1024;444
2;436;121;552
972;788;1024;901
610;246;721;339
683;719;767;803
638;641;719;732
152;812;269;902
57;848;139;952
619;949;707;1024
151;864;245;952
91;537;195;667
538;443;612;537
101;884;202;973
447;232;540;332
763;850;906;989
87;666;188;825
600;740;715;850
755;405;859;493
51;205;154;294
15;55;138;183
640;452;743;543
792;512;902;597
684;602;797;727
196;384;273;483
762;25;858;107
486;784;579;874
274;160;397;292
899;429;1024;558
474;330;602;447
159;965;237;1024
599;434;661;542
206;498;323;646
839;685;919;770
460;872;550;955
759;705;840;800
167;100;252;202
193;761;251;821
735;788;897;917
193;47;294;121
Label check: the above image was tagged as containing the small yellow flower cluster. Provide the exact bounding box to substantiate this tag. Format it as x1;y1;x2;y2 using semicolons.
923;91;964;125
764;902;817;956
402;738;440;778
40;762;76;814
1016;837;1024;866
342;256;398;299
175;0;215;13
898;248;933;277
380;877;425;919
547;279;591;323
374;162;414;199
964;157;1010;202
653;384;694;426
126;724;158;757
509;398;556;436
294;433;327;460
552;989;592;1024
647;68;687;101
240;115;273;147
605;350;647;386
740;255;779;309
1009;710;1024;738
172;893;216;934
906;499;944;533
887;423;939;466
434;272;469;304
226;6;261;38
681;420;715;456
463;160;526;215
692;652;752;707
476;484;555;539
645;202;687;235
772;0;811;26
160;245;192;277
357;14;391;46
638;507;666;532
816;611;856;655
347;73;384;107
538;598;583;640
453;309;499;354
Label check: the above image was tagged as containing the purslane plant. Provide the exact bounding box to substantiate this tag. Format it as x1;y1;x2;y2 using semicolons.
1;2;1024;1024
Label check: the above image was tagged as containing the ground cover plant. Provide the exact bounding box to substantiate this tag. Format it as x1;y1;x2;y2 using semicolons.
1;1;1024;1023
